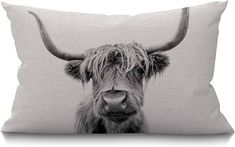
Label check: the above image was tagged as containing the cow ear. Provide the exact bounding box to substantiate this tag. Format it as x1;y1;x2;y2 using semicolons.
148;53;169;77
65;60;91;82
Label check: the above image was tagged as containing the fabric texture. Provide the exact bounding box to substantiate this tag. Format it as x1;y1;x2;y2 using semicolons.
1;1;233;134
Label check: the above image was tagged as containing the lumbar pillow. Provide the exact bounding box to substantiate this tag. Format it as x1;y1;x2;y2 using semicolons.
1;1;233;134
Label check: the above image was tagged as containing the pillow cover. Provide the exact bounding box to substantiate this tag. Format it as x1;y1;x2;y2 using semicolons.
1;1;233;134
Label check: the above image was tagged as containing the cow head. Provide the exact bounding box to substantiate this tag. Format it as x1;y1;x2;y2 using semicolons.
29;8;189;123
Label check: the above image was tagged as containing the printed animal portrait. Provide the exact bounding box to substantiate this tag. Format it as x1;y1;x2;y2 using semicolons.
29;8;189;133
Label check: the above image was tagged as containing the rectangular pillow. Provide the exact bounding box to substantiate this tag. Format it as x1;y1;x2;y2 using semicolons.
1;1;233;134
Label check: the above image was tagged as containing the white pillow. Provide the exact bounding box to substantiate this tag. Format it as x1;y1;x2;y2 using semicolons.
1;1;233;134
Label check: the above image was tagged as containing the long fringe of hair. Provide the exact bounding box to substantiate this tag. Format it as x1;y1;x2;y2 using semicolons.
79;42;150;82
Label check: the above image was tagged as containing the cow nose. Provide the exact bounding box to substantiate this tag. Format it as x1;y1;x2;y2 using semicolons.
102;90;127;112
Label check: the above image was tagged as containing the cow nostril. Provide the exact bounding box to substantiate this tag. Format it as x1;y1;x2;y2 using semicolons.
102;97;109;111
102;97;108;105
121;96;127;104
121;96;127;109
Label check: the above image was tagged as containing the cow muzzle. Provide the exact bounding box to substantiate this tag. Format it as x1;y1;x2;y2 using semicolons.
100;90;133;122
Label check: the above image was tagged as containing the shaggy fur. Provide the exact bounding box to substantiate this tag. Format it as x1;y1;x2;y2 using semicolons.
65;42;169;83
65;42;169;133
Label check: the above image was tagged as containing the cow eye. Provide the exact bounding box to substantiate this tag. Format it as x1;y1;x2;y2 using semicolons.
136;67;144;75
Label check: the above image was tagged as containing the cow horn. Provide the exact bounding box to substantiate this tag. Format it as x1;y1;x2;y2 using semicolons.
29;11;85;61
147;7;189;54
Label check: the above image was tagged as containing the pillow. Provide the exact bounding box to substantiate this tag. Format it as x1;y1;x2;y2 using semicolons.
1;1;233;134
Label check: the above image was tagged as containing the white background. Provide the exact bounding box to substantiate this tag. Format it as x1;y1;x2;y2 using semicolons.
0;0;234;147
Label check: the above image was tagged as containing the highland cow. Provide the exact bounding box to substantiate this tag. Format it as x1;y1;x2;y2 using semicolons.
29;8;189;133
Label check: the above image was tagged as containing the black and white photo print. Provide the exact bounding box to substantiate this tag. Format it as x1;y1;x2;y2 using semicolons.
29;8;189;133
1;1;233;134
